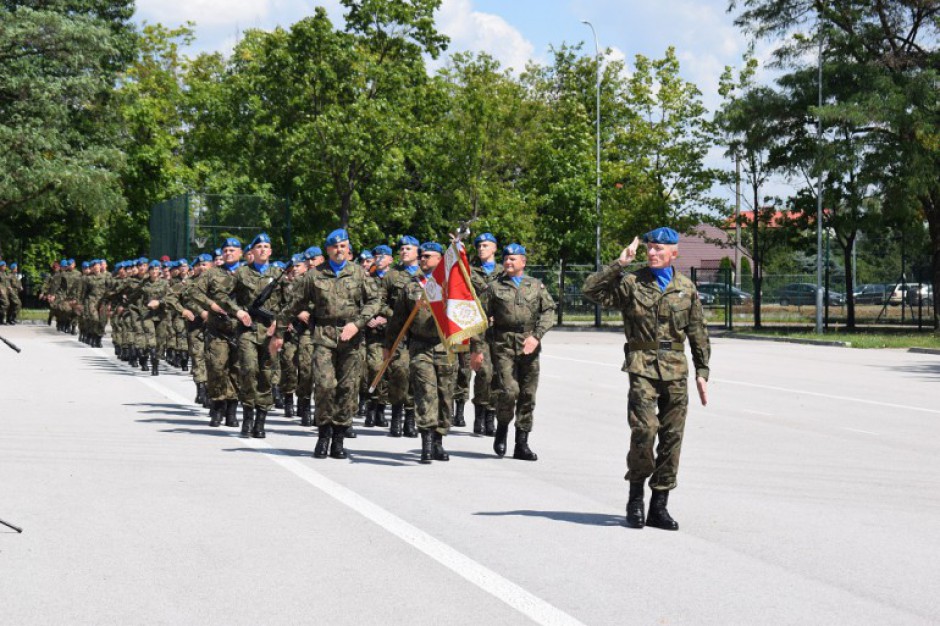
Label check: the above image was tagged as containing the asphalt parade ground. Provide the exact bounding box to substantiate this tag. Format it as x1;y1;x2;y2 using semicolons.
1;324;939;625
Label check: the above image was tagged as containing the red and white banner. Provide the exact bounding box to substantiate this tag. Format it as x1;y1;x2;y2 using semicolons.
421;242;488;353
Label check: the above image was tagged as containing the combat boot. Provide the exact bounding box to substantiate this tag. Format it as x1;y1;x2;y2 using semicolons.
274;386;284;409
150;349;159;376
194;383;204;405
138;350;149;371
484;409;496;436
240;406;255;438
403;408;418;438
472;404;485;435
165;348;174;366
493;422;509;457
646;490;679;531
224;399;239;428
313;424;332;458
330;425;348;459
432;431;449;462
418;429;433;464
299;397;312;427
129;347;139;368
283;393;294;418
373;403;388;428
453;401;466;427
357;394;368;418
389;404;403;437
512;429;538;461
625;482;645;529
180;354;189;371
346;424;357;438
364;400;375;427
252;408;267;438
209;401;224;427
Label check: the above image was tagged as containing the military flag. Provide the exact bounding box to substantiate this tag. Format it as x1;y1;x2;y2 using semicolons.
420;241;487;353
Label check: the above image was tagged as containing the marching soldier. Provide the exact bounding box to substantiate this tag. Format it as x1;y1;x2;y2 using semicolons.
294;245;324;427
5;262;23;325
471;244;555;461
363;245;393;428
467;232;502;435
278;253;309;418
279;229;380;459
582;228;710;531
384;236;421;438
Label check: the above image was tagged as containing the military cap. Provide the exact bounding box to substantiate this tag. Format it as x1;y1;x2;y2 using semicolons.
502;243;526;257
372;244;393;257
250;232;271;248
420;242;443;255
68;258;75;265
0;261;6;267
10;262;17;269
398;235;419;248
177;258;188;266
222;237;241;249
358;250;374;260
214;248;222;257
291;253;306;264
81;261;90;269
641;227;680;245
273;261;287;270
474;232;497;246
137;257;149;265
304;246;323;260
160;255;171;263
325;229;349;247
149;260;161;268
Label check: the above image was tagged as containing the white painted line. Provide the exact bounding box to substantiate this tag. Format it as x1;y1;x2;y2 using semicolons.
106;349;585;626
544;354;940;415
742;409;774;417
842;428;880;436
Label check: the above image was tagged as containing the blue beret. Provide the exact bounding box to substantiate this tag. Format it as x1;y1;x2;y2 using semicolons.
420;242;443;255
115;261;124;269
641;227;680;245
502;243;526;257
398;235;420;248
474;232;497;246
291;253;306;264
304;246;323;260
177;258;188;266
137;257;149;265
68;258;75;265
10;262;17;269
214;248;222;257
167;261;178;268
149;260;161;268
81;261;90;269
358;250;374;260
0;261;6;267
198;253;213;263
273;261;287;270
325;229;349;247
250;232;271;249
372;244;393;256
222;237;241;249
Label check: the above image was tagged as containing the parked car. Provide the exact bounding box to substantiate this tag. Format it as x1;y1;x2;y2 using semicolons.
696;282;753;305
906;283;934;306
853;283;892;305
776;282;845;306
697;291;716;306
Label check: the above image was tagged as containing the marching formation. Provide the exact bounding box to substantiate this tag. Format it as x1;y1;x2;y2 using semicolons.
37;229;557;466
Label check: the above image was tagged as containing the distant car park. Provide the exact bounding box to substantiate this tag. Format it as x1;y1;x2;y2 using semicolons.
696;282;753;305
906;283;934;306
776;282;845;306
697;291;716;305
853;283;892;305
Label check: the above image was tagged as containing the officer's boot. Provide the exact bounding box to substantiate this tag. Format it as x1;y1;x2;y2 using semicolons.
472;404;485;435
299;397;312;427
364;400;375;427
373;403;388;428
252;408;267;439
453;400;466;427
117;344;125;359
646;490;679;531
313;424;332;459
432;431;449;462
512;429;538;461
389;404;403;437
240;405;255;438
138;349;149;371
200;384;211;408
418;429;433;464
330;425;348;459
283;393;294;418
403;408;418;438
483;409;497;436
180;354;189;372
150;348;159;376
129;347;139;368
493;422;509;457
625;482;645;529
194;383;203;405
224;399;239;428
209;400;224;427
165;348;173;366
357;394;368;418
274;386;284;409
346;423;357;438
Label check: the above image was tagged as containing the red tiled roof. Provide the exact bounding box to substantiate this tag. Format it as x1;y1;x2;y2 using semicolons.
674;223;751;273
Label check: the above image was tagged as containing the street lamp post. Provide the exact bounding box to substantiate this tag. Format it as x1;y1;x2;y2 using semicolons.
582;20;602;327
815;24;825;334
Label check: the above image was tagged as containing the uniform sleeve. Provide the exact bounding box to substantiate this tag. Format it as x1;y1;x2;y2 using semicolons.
686;286;710;381
582;262;627;309
470;284;494;353
533;283;556;341
356;272;380;330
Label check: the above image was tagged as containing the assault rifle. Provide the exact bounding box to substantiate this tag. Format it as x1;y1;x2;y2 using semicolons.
0;334;21;353
246;261;294;328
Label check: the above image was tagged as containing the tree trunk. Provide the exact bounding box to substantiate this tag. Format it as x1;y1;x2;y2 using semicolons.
927;189;940;332
843;236;856;330
752;188;762;329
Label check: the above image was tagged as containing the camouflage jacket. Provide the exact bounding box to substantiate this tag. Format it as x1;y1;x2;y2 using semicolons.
81;273;110;306
468;259;503;305
281;262;380;348
226;263;287;327
385;273;444;352
130;276;169;318
582;262;710;381
473;274;555;355
192;265;240;334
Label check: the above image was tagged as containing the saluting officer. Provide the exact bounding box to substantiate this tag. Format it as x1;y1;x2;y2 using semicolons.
471;244;555;461
582;228;710;531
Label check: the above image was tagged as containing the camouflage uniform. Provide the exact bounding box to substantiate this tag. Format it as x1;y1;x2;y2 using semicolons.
383;264;419;412
468;259;503;433
582;263;710;492
363;269;391;426
5;269;22;323
192;264;242;422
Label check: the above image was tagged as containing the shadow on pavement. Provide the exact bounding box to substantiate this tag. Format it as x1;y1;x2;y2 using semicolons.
347;449;415;467
474;509;625;527
880;361;940;381
222;446;311;458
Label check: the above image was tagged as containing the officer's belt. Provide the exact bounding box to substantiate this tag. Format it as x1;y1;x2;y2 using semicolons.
629;341;684;351
494;324;535;333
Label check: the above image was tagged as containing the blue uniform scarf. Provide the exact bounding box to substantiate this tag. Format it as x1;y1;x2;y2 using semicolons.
252;262;269;275
650;266;674;292
223;261;241;273
404;264;418;276
510;275;523;287
328;259;347;275
481;261;496;275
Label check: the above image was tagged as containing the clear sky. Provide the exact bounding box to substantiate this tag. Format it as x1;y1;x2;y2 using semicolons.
133;0;792;206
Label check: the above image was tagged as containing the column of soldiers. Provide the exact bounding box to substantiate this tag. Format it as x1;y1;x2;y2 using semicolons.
0;261;24;325
47;228;557;465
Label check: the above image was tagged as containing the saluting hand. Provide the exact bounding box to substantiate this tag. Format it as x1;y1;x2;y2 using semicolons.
618;237;641;267
696;377;708;407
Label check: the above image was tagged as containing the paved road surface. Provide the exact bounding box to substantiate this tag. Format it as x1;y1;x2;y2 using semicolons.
1;324;938;624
